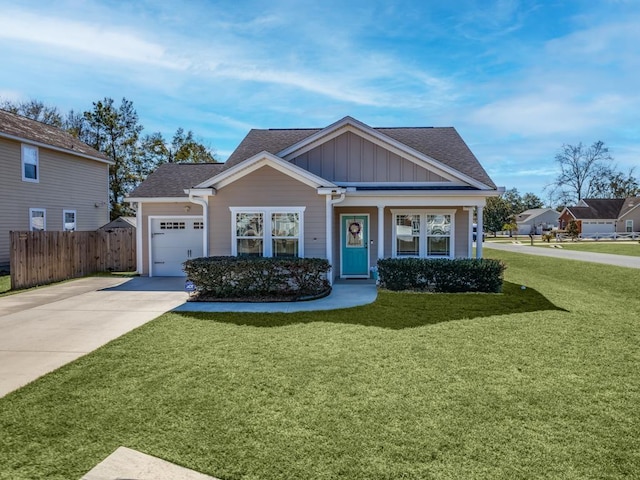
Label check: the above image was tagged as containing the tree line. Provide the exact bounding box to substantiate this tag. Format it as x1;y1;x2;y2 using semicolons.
1;98;218;219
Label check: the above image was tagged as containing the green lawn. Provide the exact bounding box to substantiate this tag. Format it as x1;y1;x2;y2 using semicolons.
533;241;640;256
0;253;638;479
0;275;9;294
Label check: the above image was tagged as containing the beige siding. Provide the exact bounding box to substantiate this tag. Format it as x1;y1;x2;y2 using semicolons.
138;202;203;275
618;207;640;232
0;137;109;266
290;131;449;183
210;166;326;258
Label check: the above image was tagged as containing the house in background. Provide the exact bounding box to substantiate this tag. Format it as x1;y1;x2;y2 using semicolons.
558;197;640;236
127;116;503;279
516;208;559;235
0;109;112;268
99;216;136;230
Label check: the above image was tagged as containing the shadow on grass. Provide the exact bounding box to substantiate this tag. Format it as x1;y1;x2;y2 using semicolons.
177;281;566;330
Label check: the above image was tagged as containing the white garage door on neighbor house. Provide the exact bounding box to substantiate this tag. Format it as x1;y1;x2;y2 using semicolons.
150;217;203;276
581;221;615;236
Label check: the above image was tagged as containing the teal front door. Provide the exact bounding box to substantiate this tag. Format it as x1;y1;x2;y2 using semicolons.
341;215;369;277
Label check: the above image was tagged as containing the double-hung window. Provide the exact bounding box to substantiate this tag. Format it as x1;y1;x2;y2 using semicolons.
232;207;304;257
22;144;39;182
29;208;46;231
392;210;454;258
626;220;634;233
63;210;77;231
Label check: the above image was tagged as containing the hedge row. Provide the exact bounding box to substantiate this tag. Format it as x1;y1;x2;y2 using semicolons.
377;258;506;293
183;256;331;300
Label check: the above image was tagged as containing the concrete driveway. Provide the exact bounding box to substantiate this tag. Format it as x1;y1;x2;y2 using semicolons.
0;276;188;398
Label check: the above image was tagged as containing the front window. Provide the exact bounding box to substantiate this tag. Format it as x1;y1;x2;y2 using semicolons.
232;208;304;258
63;210;76;231
22;144;39;182
626;220;634;233
392;210;454;258
29;208;46;231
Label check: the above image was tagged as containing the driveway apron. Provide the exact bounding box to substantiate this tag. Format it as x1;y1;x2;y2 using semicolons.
0;276;188;398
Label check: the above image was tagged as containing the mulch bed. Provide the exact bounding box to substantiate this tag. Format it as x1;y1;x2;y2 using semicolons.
187;287;332;303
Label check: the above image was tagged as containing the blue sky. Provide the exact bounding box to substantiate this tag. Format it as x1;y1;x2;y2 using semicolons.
1;0;638;202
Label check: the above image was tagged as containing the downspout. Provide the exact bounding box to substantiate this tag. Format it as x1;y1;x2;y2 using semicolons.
326;191;346;285
188;193;209;257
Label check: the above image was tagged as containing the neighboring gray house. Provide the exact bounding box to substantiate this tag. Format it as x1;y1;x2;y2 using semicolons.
0;109;112;268
127;116;503;279
99;216;136;230
516;208;559;235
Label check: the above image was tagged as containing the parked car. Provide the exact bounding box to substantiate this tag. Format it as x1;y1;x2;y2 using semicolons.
472;223;486;242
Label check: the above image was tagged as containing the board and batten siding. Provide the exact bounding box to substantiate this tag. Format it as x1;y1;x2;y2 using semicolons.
0;137;109;266
209;166;326;258
290;131;449;183
138;202;203;275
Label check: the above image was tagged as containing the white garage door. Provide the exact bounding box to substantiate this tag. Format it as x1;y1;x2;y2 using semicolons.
581;221;614;235
151;218;203;276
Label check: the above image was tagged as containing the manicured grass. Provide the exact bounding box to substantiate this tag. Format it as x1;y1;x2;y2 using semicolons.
533;241;640;256
1;254;638;479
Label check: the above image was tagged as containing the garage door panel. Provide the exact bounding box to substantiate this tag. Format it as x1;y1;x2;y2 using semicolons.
151;218;203;276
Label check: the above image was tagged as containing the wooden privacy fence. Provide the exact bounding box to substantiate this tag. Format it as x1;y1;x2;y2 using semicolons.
10;228;136;290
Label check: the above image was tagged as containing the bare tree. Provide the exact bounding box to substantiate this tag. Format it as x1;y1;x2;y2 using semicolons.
549;141;613;204
0;98;63;126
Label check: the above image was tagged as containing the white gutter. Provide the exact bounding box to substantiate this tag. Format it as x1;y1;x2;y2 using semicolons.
325;190;347;285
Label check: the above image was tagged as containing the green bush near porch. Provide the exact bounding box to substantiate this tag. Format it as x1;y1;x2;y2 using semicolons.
377;257;506;292
183;256;331;300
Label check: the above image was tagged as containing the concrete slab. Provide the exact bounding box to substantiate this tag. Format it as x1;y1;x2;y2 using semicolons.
82;446;219;480
174;281;378;313
0;276;188;398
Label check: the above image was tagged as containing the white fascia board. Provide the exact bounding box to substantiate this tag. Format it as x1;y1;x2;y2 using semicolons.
0;131;114;165
339;194;493;208
125;197;190;203
183;188;215;196
276;117;494;190
618;202;640;220
317;187;348;195
194;151;337;190
559;207;575;219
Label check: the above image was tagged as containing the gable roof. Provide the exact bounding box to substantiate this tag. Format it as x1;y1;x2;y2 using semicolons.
618;196;640;218
226;118;496;189
516;208;557;223
566;198;626;220
128;162;225;198
0;109;111;164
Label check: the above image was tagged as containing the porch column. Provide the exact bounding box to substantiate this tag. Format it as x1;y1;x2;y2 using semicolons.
464;207;473;258
476;205;484;258
377;205;385;260
326;195;333;284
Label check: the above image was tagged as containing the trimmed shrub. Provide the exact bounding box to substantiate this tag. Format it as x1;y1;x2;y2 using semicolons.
377;258;506;293
183;256;331;300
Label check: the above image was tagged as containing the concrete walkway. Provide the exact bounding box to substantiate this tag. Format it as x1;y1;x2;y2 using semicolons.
484;241;640;268
0;276;188;398
175;279;378;313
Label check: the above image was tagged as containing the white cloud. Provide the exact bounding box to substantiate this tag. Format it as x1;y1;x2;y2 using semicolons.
0;10;186;69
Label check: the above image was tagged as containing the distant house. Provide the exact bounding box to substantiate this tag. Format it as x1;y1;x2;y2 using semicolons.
558;197;640;236
127;116;503;278
0;109;112;267
515;208;559;235
99;216;136;230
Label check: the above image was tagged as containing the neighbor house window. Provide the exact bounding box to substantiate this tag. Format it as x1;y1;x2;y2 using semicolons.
22;144;39;182
626;220;634;233
29;208;46;231
231;207;305;257
63;210;77;231
392;210;455;258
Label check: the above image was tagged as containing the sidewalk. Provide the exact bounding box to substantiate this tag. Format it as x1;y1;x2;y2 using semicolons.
484;242;640;269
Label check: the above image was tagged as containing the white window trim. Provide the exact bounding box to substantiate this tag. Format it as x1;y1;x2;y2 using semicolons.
626;220;634;232
63;209;77;231
29;208;46;231
230;207;306;257
391;209;456;259
22;144;39;183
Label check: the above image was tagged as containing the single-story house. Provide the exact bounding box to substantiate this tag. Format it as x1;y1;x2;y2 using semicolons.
558;197;640;236
515;208;559;235
126;116;503;279
0;109;112;268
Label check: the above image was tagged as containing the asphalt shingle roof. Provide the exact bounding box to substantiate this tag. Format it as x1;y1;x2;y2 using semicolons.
226;126;496;188
0;109;110;163
567;198;627;219
129;162;225;197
